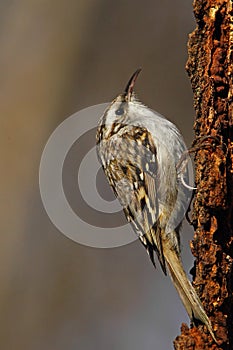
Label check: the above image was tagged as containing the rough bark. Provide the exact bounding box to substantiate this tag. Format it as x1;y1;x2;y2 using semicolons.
174;1;233;349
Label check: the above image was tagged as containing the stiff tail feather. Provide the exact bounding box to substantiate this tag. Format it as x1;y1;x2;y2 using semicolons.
163;243;217;343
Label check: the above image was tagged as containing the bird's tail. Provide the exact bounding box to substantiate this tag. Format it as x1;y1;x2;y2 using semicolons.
163;240;217;343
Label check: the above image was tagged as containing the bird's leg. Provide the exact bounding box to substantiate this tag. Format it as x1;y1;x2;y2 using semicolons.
176;135;221;173
176;135;223;179
176;135;223;224
191;135;222;153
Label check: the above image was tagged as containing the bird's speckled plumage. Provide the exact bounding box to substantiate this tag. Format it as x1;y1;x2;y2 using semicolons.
96;69;217;342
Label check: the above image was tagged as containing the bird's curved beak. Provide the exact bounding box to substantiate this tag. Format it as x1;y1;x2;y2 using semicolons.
124;68;142;101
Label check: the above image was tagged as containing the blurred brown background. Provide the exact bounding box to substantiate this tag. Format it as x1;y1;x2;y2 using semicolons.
0;1;196;349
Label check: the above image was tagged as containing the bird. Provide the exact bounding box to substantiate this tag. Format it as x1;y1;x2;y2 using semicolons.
96;68;216;342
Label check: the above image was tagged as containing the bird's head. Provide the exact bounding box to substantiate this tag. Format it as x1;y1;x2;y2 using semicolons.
97;68;142;141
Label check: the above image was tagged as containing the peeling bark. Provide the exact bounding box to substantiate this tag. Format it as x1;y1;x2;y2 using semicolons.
174;1;233;349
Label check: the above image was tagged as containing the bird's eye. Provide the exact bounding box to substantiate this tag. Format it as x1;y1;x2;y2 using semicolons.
115;107;124;116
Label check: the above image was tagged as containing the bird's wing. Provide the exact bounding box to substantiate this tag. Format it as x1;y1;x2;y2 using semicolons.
103;126;167;274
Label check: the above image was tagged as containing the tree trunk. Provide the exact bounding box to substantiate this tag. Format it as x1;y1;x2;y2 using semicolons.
174;0;233;349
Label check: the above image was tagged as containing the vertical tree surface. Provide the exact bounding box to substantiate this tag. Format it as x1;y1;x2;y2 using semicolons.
174;0;233;349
